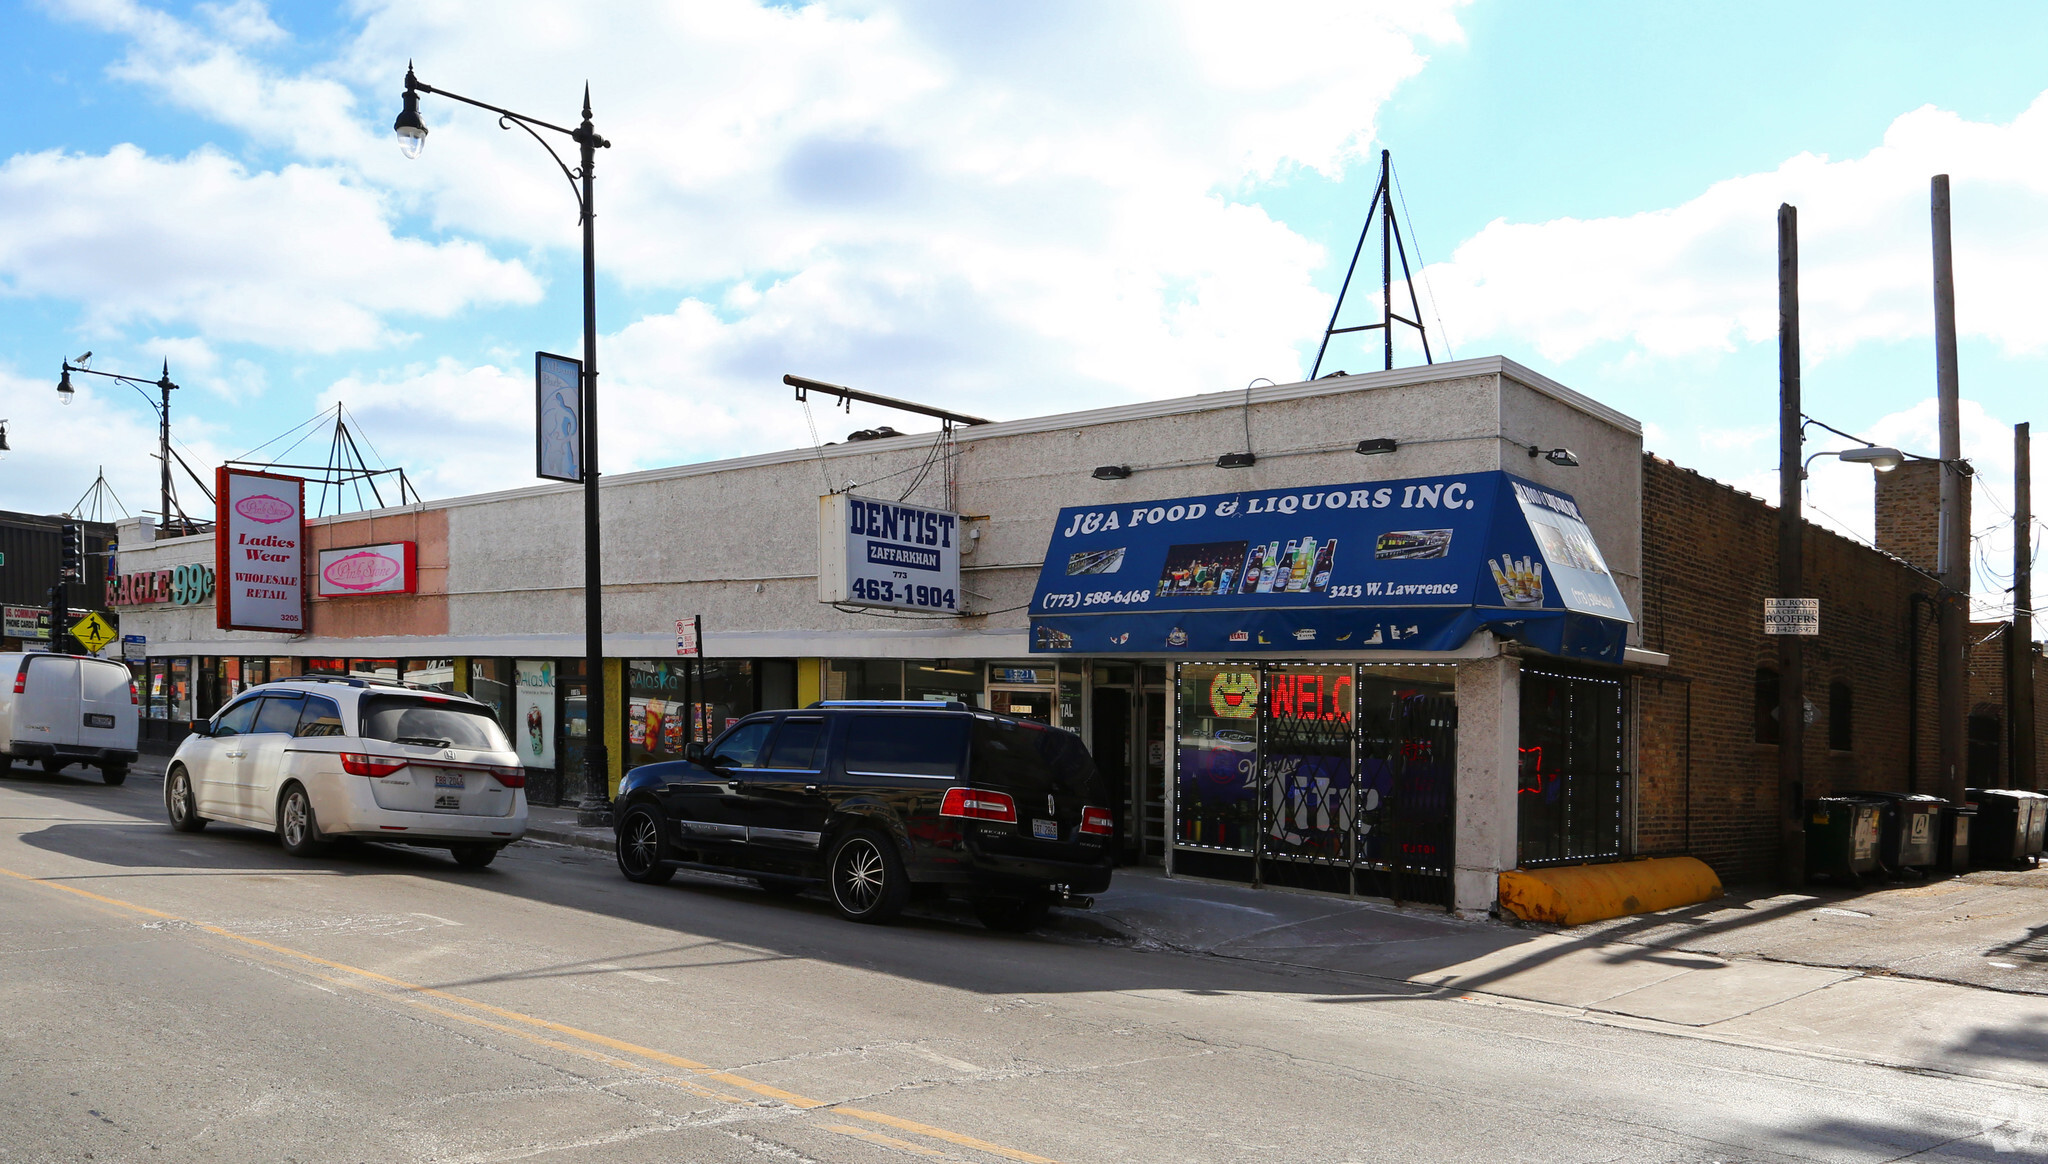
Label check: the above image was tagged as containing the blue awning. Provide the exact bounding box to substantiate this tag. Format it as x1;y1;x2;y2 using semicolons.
1028;470;1633;662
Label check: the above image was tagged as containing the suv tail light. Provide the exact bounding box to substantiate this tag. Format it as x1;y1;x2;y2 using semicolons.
340;753;407;777
129;679;140;705
1079;806;1115;836
940;787;1018;823
489;765;526;788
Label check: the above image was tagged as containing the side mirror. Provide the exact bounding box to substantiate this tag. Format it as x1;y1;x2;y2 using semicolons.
188;720;213;738
685;741;706;765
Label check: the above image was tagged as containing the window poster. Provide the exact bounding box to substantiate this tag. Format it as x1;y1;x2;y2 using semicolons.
514;659;556;768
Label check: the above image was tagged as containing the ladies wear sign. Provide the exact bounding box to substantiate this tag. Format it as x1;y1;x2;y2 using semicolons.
215;467;305;632
1029;470;1632;662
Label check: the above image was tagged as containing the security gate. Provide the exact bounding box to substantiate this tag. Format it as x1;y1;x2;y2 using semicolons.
1171;662;1456;907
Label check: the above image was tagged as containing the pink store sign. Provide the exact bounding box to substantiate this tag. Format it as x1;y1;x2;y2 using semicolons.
316;542;417;598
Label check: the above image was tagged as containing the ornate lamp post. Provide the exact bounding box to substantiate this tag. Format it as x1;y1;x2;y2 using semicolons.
396;64;615;826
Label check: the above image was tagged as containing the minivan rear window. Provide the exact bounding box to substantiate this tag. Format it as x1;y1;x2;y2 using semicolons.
970;719;1101;794
843;715;968;777
360;694;510;752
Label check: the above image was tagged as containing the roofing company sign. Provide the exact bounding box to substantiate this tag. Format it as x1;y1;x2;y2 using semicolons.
216;467;306;632
317;542;416;598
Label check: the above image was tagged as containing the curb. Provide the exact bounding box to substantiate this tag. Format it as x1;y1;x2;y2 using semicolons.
522;823;614;853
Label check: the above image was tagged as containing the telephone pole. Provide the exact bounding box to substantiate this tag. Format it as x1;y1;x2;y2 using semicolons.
1777;203;1806;887
1932;175;1968;806
2013;422;2035;790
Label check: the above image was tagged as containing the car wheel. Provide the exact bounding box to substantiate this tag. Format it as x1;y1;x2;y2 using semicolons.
101;764;128;787
615;805;675;885
165;765;207;832
755;875;806;898
449;844;499;869
971;896;1051;933
276;784;329;857
827;828;909;924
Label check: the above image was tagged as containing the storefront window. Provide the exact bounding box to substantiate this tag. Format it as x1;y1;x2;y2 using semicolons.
269;657;300;681
696;660;757;741
1174;664;1258;852
222;657;245;701
559;658;589;786
905;661;980;705
351;658;399;683
470;659;513;730
1262;665;1354;864
513;660;557;768
826;659;901;701
1517;667;1625;867
626;659;692;769
168;656;191;722
404;658;455;692
307;658;345;674
1058;664;1084;731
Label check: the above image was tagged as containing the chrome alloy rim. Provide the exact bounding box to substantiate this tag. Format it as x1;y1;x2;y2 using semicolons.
281;791;309;847
834;839;885;913
168;772;190;823
623;813;659;873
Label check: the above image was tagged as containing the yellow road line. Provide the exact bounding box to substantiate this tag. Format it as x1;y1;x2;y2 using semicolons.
0;863;1061;1164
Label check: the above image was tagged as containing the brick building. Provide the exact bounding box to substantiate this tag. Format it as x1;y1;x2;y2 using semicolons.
1634;454;2045;885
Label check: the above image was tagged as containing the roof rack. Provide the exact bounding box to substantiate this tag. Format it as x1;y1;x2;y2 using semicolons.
808;699;972;711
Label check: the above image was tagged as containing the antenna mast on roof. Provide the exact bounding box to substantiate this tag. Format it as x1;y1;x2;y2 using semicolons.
66;467;129;524
1310;149;1434;378
228;403;420;518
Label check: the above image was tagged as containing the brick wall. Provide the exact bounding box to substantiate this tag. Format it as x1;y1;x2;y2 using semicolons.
1636;456;1942;885
1873;460;1959;578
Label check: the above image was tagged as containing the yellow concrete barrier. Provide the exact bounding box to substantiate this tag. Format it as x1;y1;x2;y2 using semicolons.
1497;857;1722;926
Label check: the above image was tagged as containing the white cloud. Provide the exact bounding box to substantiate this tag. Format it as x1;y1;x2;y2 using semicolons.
1424;95;2048;364
0;145;541;352
0;362;232;523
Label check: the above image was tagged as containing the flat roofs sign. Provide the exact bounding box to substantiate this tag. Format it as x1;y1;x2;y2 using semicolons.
317;542;416;598
216;467;306;632
1765;598;1819;636
819;494;962;615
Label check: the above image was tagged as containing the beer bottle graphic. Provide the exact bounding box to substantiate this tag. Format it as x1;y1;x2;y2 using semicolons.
1311;539;1337;590
1289;537;1317;592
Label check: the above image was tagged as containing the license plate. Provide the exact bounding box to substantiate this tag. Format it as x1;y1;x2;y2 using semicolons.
83;713;115;729
435;794;461;810
434;771;465;789
1032;818;1059;840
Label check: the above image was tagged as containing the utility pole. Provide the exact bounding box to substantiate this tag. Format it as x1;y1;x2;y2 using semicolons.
1777;203;1806;888
1932;175;1969;806
2013;422;2035;790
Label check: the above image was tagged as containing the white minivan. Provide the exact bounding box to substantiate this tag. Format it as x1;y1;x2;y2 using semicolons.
0;652;142;784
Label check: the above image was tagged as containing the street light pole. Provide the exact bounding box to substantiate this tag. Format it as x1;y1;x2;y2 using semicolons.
59;359;181;531
397;66;615;826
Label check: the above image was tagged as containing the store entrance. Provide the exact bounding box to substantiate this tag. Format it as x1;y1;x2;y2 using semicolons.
1172;662;1456;907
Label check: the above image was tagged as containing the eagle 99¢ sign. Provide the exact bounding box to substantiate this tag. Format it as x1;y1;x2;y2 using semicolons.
818;494;962;614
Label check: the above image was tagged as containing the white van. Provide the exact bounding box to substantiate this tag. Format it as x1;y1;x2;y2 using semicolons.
0;652;141;785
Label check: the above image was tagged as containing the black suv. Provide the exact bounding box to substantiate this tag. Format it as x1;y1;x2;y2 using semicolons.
611;701;1116;929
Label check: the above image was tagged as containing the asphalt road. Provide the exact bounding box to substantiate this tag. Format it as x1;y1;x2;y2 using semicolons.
3;766;2043;1164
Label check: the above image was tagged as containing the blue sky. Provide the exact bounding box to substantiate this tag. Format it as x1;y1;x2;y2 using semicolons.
4;0;2046;616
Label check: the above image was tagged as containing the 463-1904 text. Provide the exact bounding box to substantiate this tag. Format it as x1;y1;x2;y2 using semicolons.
850;578;957;610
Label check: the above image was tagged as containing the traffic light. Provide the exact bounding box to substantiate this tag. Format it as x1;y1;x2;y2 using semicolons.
59;523;82;582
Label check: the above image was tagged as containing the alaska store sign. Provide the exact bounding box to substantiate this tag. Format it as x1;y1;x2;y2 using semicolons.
1029;471;1632;662
216;467;306;632
317;542;416;598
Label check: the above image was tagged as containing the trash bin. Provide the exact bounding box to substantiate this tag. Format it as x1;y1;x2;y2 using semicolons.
1806;796;1885;884
1940;802;1975;872
2018;790;2048;864
1851;791;1946;874
1967;789;2029;868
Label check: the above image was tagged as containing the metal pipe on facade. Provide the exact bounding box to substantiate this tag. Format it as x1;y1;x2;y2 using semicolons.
1932;175;1968;807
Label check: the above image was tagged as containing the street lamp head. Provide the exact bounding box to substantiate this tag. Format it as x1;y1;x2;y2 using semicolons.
57;366;74;405
1837;445;1904;472
0;420;9;456
394;86;429;159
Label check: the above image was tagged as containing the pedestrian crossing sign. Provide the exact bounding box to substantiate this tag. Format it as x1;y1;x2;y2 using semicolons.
71;611;117;654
